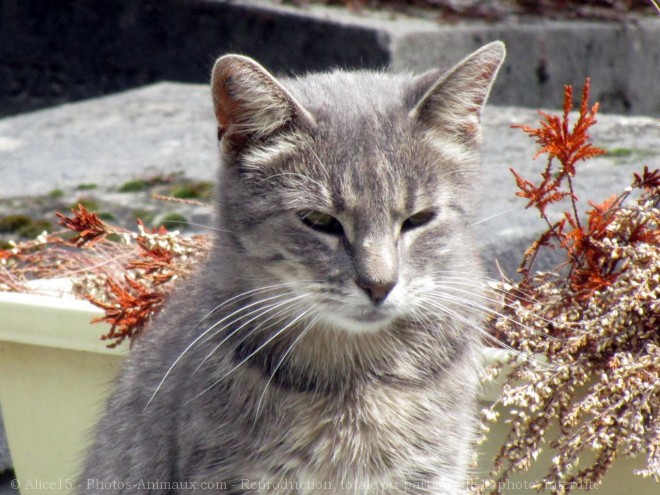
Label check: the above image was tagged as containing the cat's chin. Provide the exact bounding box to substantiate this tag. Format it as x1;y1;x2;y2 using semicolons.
321;308;397;334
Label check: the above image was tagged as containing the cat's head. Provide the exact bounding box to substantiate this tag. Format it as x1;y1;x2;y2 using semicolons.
210;42;505;334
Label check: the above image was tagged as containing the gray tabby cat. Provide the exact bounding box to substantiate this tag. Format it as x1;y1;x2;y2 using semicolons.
80;41;505;494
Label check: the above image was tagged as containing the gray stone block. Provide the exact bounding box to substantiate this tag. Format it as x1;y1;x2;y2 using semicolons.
3;0;660;117
0;0;389;117
243;2;660;115
388;18;660;116
0;84;218;197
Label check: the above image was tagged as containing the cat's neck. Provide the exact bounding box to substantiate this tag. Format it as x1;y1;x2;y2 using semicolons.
228;315;476;396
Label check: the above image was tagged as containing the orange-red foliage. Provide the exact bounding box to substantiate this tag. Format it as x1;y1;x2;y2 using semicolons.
88;275;166;348
509;78;659;299
0;205;211;348
55;205;118;247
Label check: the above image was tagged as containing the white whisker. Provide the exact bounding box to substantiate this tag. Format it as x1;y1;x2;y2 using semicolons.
254;311;321;420
428;271;558;314
432;283;564;342
294;127;330;180
192;294;313;375
195;291;310;349
420;296;556;371
471;207;518;226
259;172;328;194
145;281;318;409
189;304;318;403
157;220;235;235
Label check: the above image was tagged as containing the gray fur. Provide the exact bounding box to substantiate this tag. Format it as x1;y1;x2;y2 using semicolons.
79;42;505;494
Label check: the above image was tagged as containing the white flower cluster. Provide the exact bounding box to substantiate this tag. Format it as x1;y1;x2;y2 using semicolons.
481;186;659;494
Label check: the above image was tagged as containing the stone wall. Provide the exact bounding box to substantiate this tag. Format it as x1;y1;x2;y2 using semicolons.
2;1;660;118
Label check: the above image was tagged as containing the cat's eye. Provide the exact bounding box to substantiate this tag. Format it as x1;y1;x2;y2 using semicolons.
402;210;436;232
299;210;344;236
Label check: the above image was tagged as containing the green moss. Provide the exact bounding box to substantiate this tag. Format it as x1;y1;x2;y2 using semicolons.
606;147;634;158
605;147;654;162
131;209;156;225
170;180;214;200
118;174;177;193
158;213;189;230
71;197;100;211
97;212;115;221
76;183;98;191
47;189;65;199
0;215;52;238
18;219;51;238
106;233;123;243
118;179;151;193
0;214;33;233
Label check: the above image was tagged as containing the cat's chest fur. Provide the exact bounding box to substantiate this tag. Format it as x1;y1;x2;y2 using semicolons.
184;366;475;494
246;389;442;493
174;325;479;493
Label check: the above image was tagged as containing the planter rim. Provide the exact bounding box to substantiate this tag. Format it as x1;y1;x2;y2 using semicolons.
0;289;126;356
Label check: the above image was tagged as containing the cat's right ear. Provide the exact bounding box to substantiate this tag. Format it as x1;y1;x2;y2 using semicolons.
211;55;315;153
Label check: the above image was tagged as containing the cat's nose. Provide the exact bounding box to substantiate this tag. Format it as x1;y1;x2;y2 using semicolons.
357;279;396;305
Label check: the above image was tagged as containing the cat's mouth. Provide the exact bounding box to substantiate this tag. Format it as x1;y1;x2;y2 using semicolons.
324;304;397;333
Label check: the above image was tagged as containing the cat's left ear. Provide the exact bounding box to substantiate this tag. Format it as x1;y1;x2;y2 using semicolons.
410;41;506;144
211;54;315;152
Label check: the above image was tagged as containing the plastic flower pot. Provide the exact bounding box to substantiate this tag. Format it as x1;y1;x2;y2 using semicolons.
0;287;126;494
0;288;655;494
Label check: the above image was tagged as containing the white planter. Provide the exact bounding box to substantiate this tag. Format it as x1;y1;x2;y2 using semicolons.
0;289;126;493
0;290;655;494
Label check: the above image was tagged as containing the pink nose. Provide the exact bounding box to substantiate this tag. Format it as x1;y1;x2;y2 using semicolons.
357;279;396;305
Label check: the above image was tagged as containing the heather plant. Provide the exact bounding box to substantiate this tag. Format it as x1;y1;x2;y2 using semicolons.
479;80;659;494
